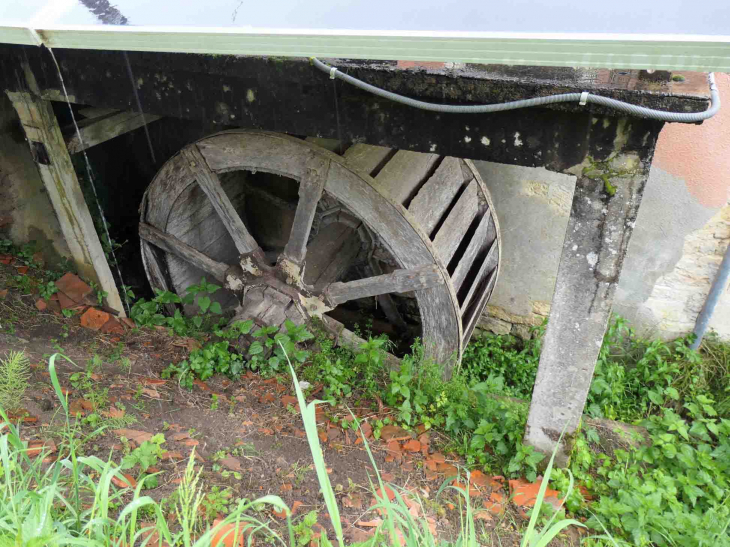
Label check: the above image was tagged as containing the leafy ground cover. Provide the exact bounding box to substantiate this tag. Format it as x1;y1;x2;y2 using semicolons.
1;241;729;546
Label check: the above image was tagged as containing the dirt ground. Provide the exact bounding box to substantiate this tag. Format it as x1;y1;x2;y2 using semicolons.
0;260;582;546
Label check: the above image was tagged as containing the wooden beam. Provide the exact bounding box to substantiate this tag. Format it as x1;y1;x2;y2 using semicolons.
65;110;162;154
283;155;330;265
325;264;443;306
6;86;126;316
181;145;260;256
139;222;228;282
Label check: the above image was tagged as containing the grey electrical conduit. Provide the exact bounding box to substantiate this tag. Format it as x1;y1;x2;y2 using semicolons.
314;57;727;346
311;58;720;122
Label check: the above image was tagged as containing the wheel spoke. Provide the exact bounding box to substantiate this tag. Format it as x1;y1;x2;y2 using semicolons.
324;264;443;307
139;222;229;282
182;145;260;255
368;258;408;330
282;155;330;265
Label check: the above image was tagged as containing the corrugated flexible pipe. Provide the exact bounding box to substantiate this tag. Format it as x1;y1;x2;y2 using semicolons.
311;58;720;122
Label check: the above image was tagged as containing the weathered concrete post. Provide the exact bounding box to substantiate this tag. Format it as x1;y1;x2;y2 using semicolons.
524;117;663;465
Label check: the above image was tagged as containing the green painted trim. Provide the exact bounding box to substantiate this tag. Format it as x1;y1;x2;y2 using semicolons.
2;25;729;71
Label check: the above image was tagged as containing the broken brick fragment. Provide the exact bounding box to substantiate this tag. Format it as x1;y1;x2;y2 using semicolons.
80;307;111;331
509;478;561;508
402;439;421;452
101;317;125;335
35;299;47;311
57;291;77;310
55;272;93;303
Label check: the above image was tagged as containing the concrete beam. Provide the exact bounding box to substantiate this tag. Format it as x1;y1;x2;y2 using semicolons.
524;118;660;465
0;45;709;172
6;67;126;316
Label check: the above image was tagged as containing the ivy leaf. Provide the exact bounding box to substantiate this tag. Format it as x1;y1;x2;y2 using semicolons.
647;390;664;405
209;301;222;315
662;443;677;459
248;341;264;356
683;484;705;506
197;296;211;313
193;316;203;328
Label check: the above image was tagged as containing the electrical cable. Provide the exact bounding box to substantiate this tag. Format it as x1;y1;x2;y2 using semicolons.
312;58;720;122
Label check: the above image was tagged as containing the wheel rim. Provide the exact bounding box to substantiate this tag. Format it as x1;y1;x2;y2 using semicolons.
140;131;500;368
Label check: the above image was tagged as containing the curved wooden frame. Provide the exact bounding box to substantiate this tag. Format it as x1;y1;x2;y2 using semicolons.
140;130;501;369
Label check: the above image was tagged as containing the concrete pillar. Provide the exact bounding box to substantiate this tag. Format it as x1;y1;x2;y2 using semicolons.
524;119;660;465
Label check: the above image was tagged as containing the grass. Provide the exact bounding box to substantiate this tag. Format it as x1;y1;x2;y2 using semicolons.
0;351;592;546
0;350;30;412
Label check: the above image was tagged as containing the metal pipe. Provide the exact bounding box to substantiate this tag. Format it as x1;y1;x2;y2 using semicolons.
691;239;730;350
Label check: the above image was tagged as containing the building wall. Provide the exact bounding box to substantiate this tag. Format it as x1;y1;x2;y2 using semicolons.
2;69;727;342
475;72;730;340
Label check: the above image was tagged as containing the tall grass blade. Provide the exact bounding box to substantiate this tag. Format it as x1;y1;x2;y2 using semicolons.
285;344;345;547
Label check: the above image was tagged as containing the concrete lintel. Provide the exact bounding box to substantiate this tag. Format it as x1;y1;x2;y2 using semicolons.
523;118;660;465
6;70;126;317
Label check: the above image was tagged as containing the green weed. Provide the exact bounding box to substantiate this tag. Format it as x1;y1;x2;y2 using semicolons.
0;350;30;412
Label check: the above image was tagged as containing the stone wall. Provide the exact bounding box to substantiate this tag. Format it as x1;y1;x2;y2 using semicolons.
474;73;730;342
641;205;730;338
0;94;69;264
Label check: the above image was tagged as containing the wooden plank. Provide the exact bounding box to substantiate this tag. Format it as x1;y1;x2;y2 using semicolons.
283;155;330;265
321;315;402;370
259;288;291;326
139;222;228;282
462;269;498;344
305;137;343;153
65;110;162;154
303;223;362;287
432;179;479;265
343;144;393;176
182;144;260;255
283;302;307;326
451;211;497;292
78;106;119;119
460;242;498;315
140;241;176;316
325;160;461;369
374;150;439;206
326;264;443;306
408;157;467;237
6;89;126;316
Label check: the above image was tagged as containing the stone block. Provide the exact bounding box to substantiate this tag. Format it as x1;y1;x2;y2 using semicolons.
486;304;542;326
477;315;512;335
512;324;532;340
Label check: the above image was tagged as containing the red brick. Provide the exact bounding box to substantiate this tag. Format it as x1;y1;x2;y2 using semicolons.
80;308;111;331
57;291;77;310
402;439;421;452
397;60;446;70
121;317;136;329
55;273;92;303
100;317;124;335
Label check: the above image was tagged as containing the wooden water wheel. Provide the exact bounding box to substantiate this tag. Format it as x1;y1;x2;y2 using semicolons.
139;131;500;369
